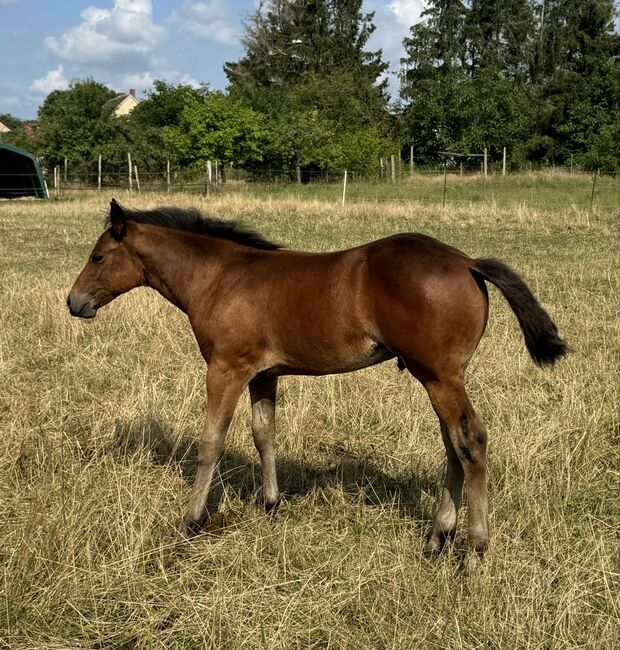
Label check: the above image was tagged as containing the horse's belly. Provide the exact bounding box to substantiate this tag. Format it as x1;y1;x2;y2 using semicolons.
266;339;394;376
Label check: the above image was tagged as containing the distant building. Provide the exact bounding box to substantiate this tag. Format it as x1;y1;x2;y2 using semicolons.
0;121;11;133
103;89;139;117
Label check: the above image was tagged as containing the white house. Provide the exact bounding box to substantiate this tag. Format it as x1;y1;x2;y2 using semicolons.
103;89;139;117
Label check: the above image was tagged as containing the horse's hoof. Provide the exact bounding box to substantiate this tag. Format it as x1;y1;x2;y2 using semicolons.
423;536;444;556
183;518;205;537
181;512;210;537
264;497;281;518
462;550;486;576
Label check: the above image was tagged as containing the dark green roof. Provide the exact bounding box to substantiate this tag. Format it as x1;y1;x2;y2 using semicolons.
0;143;48;199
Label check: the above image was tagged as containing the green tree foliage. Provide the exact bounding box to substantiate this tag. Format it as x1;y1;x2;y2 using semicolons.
226;0;387;97
34;80;118;174
126;80;211;165
166;93;267;168
225;0;393;173
32;79;213;178
262;71;396;173
400;0;620;170
0;114;34;149
129;80;210;129
531;0;620;169
0;113;23;132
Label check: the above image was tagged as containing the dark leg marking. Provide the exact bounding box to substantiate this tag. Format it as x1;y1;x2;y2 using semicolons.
459;444;474;464
460;413;469;439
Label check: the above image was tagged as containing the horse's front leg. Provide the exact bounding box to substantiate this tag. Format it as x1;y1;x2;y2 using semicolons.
184;361;249;535
249;375;279;512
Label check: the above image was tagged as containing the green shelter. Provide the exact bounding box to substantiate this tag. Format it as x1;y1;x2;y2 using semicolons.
0;143;48;198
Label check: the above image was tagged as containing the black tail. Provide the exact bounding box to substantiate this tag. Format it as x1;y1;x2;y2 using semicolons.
472;258;567;366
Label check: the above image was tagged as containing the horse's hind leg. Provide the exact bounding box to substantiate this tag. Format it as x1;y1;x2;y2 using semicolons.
249;375;280;512
424;377;489;555
424;422;464;554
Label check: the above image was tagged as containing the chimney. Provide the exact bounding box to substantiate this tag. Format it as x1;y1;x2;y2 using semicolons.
129;88;136;98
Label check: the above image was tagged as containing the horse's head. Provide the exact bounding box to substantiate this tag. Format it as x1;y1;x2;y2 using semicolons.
67;199;143;319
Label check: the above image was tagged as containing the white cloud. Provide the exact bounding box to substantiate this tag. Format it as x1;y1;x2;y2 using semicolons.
44;0;165;69
169;1;239;46
30;65;69;94
174;72;202;88
388;0;426;29
366;0;426;99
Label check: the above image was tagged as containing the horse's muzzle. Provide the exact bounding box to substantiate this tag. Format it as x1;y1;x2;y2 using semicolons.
67;293;97;319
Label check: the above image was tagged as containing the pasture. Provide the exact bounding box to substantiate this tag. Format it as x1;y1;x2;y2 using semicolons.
1;180;618;648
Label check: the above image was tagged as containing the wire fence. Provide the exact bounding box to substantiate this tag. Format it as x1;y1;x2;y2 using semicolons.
1;166;619;213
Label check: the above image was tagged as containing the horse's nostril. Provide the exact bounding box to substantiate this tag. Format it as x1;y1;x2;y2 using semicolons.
66;296;71;308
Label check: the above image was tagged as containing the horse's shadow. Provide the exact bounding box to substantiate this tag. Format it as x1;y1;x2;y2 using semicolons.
108;415;437;522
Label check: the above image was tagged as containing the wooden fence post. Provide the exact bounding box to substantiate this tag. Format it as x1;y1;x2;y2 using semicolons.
502;147;506;177
166;159;171;191
442;161;448;207
127;153;133;193
205;160;212;196
134;165;141;193
54;165;60;199
589;169;598;213
484;147;488;176
63;157;67;183
342;170;347;206
390;154;396;184
98;154;102;191
409;144;413;178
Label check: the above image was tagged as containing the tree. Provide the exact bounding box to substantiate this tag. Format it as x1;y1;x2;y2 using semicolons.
34;79;118;174
226;0;387;97
399;0;619;168
531;0;620;167
401;0;468;86
128;80;209;130
0;114;34;148
166;93;267;168
225;0;393;173
125;80;211;168
465;0;535;78
0;114;23;131
262;71;396;173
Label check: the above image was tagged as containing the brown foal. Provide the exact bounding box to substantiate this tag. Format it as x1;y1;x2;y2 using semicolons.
68;200;567;555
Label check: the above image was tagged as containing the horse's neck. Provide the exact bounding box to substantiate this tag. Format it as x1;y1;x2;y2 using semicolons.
134;228;222;313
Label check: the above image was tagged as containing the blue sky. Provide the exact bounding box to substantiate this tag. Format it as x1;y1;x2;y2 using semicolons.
0;0;425;119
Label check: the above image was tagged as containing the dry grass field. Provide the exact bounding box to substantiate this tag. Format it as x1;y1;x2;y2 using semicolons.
0;186;618;649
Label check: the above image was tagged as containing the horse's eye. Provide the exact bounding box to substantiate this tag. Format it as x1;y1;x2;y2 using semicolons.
92;253;104;264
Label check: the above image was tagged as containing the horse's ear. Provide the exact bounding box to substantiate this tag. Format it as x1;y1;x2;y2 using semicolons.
109;198;126;241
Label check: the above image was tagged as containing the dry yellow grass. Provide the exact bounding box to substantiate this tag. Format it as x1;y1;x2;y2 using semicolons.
0;191;618;649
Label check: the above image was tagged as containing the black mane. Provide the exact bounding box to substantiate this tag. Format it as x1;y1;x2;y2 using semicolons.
108;205;282;251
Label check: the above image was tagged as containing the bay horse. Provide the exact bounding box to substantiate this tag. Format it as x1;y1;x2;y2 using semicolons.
67;200;566;556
